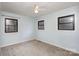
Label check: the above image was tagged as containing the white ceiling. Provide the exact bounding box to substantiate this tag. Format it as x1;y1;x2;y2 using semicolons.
1;2;79;17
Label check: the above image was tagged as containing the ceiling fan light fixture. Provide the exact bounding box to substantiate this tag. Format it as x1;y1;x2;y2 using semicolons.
34;5;39;14
34;9;38;13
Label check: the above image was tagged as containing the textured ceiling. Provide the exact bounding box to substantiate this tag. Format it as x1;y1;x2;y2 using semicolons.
1;2;79;17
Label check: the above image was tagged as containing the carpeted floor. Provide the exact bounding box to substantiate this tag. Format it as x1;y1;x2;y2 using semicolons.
0;39;79;56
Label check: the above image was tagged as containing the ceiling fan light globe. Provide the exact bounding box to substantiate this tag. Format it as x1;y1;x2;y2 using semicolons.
35;10;38;13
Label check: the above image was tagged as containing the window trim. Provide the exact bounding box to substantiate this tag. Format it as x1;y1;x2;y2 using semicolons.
38;20;44;30
5;18;18;33
58;14;75;30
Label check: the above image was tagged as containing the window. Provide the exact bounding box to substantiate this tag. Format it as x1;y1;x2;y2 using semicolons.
38;20;44;30
5;18;18;33
58;15;75;30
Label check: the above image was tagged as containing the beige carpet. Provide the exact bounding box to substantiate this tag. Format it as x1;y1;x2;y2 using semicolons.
0;39;79;56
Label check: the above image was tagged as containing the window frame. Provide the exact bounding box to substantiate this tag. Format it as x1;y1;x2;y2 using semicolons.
5;18;18;33
38;20;44;30
58;14;75;30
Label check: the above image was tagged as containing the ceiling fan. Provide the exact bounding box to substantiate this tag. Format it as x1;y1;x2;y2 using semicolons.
34;5;39;14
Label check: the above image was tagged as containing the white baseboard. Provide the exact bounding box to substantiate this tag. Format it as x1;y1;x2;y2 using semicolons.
36;39;79;54
0;38;33;48
1;37;79;54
